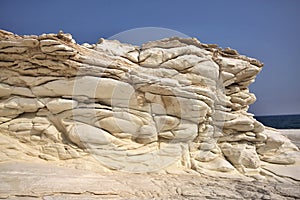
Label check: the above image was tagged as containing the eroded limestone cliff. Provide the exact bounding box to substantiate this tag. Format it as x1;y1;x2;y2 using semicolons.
0;30;298;180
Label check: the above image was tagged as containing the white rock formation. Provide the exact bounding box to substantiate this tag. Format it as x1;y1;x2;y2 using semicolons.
0;29;299;179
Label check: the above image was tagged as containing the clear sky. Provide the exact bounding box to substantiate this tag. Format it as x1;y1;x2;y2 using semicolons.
0;0;299;116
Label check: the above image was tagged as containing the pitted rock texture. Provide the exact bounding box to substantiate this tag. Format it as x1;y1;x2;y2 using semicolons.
0;30;299;179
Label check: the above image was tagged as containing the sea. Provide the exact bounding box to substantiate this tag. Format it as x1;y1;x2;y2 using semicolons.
254;114;300;129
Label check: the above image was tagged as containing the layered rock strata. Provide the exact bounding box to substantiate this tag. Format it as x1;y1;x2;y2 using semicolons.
0;30;298;178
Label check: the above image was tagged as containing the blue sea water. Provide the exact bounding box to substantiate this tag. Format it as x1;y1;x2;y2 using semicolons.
254;114;300;129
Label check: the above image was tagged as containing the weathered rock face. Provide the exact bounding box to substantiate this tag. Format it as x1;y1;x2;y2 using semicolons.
0;30;298;178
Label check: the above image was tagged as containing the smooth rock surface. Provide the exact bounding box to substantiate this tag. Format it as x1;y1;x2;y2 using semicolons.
0;161;299;200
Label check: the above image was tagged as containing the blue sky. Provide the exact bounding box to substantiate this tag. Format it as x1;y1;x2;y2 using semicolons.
0;0;299;115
